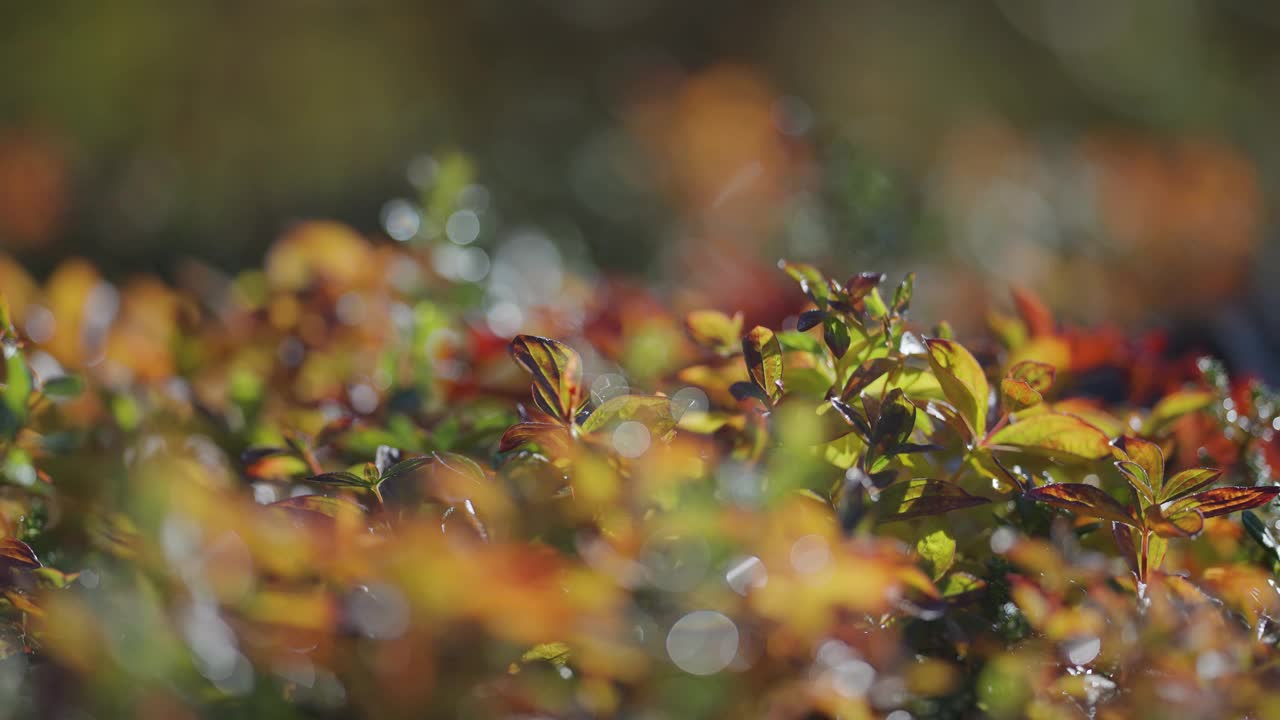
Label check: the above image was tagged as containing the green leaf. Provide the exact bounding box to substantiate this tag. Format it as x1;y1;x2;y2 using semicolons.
986;413;1111;460
925;338;988;438
779;260;830;309
776;330;825;355
874;479;989;523
307;471;367;488
1115;460;1157;511
742;326;784;404
939;571;986;599
1165;486;1280;519
580;394;676;437
1142;390;1214;436
892;272;915;316
41;374;85;399
1023;483;1135;526
520;641;571;669
685;310;743;355
509;335;584;423
1159;468;1221;504
917;529;956;580
380;456;433;484
1;341;32;440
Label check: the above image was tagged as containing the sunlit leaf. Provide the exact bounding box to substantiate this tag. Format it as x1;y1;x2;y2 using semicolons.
685;310;743;355
779;260;830;308
1165;486;1280;519
742;326;783;404
1111;436;1164;495
1159;468;1221;504
580;394;676;437
1115;460;1157;510
925;338;988;438
1142;390;1214;436
520;641;571;669
892;272;915;316
917;529;956;580
874;479;989;523
509;335;584;423
776;330;824;355
999;378;1041;413
986;413;1111;460
1024;483;1135;526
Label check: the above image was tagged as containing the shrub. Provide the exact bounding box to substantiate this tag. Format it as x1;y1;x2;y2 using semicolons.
1;238;1279;719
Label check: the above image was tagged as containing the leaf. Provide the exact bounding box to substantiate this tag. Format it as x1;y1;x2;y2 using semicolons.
269;495;366;519
874;479;989;523
1243;511;1279;557
779;260;830;308
999;378;1042;413
892;272;916;316
796;309;824;332
520;641;571;669
845;272;885;302
986;413;1111;460
917;529;956;581
776;330;825;355
939;572;986;601
1142;390;1214;436
823;314;851;359
1115;461;1156;510
306;471;367;488
1159;468;1221;504
1008;360;1055;394
380;456;433;484
742;326;784;404
0;537;40;571
499;422;574;455
1165;486;1280;519
685;310;743;355
0;341;32;440
1112;436;1164;495
580;394;676;437
1147;505;1204;538
1024;484;1135;526
841;357;897;401
41;374;84;399
509;335;584;423
925;338;988;438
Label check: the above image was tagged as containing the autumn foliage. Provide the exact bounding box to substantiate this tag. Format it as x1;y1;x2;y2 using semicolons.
2;229;1280;719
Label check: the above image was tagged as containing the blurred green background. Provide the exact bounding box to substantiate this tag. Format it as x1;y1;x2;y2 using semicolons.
2;0;1280;370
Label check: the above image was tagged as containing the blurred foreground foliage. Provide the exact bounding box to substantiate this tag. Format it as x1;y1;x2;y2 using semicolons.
2;223;1280;719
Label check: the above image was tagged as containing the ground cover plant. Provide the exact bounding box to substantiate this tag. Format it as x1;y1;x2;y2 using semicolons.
3;226;1280;719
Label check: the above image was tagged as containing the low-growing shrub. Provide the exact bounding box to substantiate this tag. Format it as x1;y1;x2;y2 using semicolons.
1;232;1279;719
